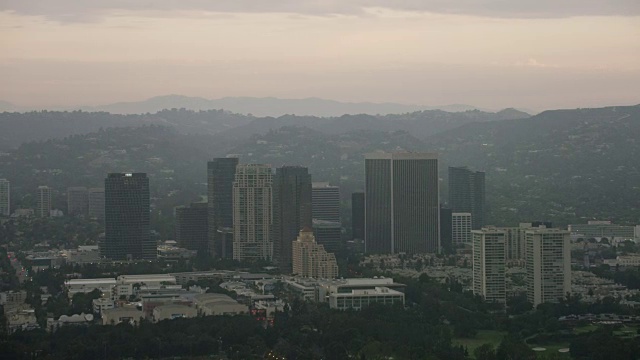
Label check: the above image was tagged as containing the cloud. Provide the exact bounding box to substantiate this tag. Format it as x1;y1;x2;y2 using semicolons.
1;0;639;22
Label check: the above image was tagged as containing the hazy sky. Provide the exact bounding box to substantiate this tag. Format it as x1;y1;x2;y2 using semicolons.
1;1;639;111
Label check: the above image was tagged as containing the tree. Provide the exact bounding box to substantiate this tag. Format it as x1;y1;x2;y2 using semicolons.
474;343;497;360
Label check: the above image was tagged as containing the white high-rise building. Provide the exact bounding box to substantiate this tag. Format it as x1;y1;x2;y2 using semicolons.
472;228;506;304
233;164;273;261
525;227;571;307
37;186;52;218
0;179;9;216
452;212;472;246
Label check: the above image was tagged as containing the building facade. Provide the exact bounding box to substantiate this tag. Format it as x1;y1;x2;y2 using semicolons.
272;166;312;271
67;187;88;216
0;179;9;216
233;164;273;261
452;212;472;246
448;166;485;229
175;202;208;252
525;227;571;307
312;219;342;253
312;182;340;223
207;157;239;257
365;152;439;254
292;228;338;279
329;287;404;310
472;228;507;304
351;192;365;240
87;188;105;221
102;173;154;260
37;186;52;218
439;206;453;252
568;221;637;240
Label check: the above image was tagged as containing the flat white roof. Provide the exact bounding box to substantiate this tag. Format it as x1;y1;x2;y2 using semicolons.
332;287;403;297
65;278;116;285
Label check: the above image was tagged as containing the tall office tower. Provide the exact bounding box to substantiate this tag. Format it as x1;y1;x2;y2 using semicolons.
0;179;9;216
311;182;341;254
36;186;52;218
525;227;571;307
272;166;312;271
292;227;339;279
233;164;273;261
175;202;208;253
351;192;365;240
67;187;88;216
452;212;472;246
312;182;340;223
207;157;239;257
472;228;507;304
439;206;453;253
312;220;342;253
365;152;440;254
87;188;105;221
102;173;154;260
448;166;485;229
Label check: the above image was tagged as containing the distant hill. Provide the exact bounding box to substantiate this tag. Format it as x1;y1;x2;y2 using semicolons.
426;104;640;225
1;104;637;226
82;95;491;117
0;107;528;149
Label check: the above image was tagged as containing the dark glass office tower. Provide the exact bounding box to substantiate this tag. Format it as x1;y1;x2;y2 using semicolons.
102;173;153;260
312;183;340;223
439;206;453;253
272;166;312;272
448;166;485;229
365;152;440;254
207;157;239;257
176;202;208;253
351;192;365;240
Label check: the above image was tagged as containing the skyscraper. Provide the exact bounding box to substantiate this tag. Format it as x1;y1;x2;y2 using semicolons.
365;152;439;254
312;182;340;223
88;188;105;221
272;166;312;271
311;182;341;254
175;202;208;253
312;219;342;253
292;227;339;279
207;157;239;257
67;187;88;216
525;227;571;307
102;173;154;260
0;179;9;216
439;206;453;253
37;186;51;218
448;166;485;229
351;192;365;240
472;228;507;304
233;164;272;261
452;212;472;246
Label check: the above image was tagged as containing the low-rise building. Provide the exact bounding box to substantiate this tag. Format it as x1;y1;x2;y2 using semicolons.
47;313;94;332
102;307;144;325
194;293;248;316
6;308;38;333
152;304;197;322
92;298;115;314
329;287;405;310
65;278;117;298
